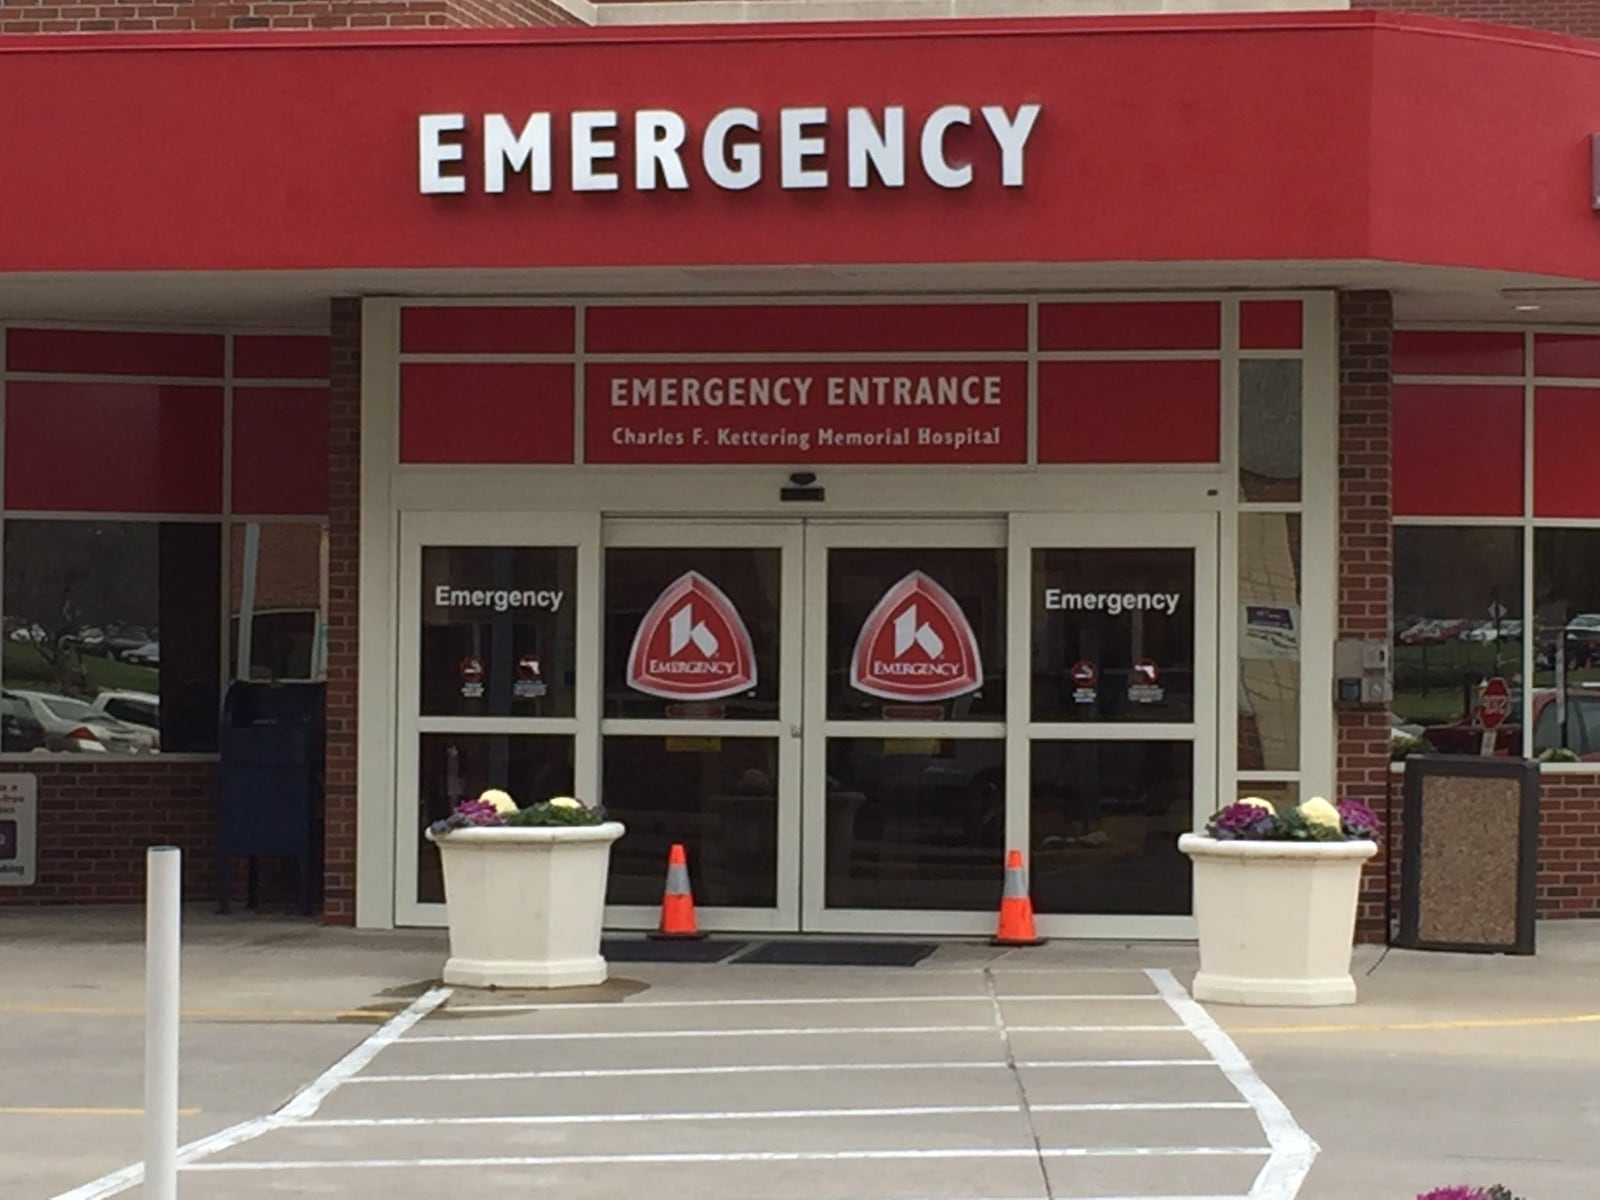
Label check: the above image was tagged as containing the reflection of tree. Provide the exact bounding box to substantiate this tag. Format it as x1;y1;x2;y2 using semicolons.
5;523;158;693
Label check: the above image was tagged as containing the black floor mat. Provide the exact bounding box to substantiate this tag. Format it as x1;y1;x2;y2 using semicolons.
602;938;747;963
736;940;936;967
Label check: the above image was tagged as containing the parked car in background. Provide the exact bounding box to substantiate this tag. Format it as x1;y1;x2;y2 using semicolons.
9;690;157;754
91;690;159;733
122;642;160;668
1424;686;1600;760
0;691;48;753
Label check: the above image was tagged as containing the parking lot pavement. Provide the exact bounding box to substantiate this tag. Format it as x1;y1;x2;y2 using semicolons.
12;913;1600;1200
53;962;1306;1200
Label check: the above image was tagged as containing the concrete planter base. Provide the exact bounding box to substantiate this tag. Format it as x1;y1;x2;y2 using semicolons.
426;822;625;989
1178;834;1378;1007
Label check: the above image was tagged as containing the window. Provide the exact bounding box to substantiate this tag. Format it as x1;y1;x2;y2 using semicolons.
2;521;222;753
1532;528;1600;761
229;522;327;683
1392;527;1523;755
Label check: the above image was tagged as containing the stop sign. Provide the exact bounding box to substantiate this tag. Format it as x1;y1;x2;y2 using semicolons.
1480;677;1511;729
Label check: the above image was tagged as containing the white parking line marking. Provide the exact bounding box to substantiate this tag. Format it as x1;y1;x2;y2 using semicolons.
183;1146;1272;1172
1018;1059;1215;1068
443;993;1162;1013
349;1056;1223;1085
1030;1101;1252;1112
50;986;452;1200
300;1103;1021;1127
400;1024;1001;1042
400;1023;1186;1044
1146;969;1318;1200
351;1061;1013;1083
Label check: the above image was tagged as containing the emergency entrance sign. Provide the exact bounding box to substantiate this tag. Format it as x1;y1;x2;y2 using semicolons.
628;571;758;700
851;571;983;702
0;774;37;886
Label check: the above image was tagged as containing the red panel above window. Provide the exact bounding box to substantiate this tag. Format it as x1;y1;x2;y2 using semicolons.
1533;334;1600;380
584;304;1029;355
400;363;575;463
233;335;331;381
1037;302;1220;352
1037;360;1220;463
400;307;576;355
232;387;329;515
5;381;223;512
1393;384;1523;516
1535;387;1600;517
5;328;225;378
1239;301;1303;350
1393;331;1524;378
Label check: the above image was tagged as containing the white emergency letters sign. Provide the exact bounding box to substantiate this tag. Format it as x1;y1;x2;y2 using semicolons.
418;103;1043;195
0;774;38;886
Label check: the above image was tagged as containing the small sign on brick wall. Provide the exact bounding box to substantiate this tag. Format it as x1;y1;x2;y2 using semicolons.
0;774;37;886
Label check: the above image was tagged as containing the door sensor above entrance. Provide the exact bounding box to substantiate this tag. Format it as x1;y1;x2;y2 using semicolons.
781;471;824;502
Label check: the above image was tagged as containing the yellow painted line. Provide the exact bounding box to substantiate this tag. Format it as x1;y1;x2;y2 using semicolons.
1230;1012;1600;1035
0;1003;392;1021
0;1106;202;1117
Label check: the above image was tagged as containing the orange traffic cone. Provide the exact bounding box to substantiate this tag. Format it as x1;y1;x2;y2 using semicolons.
649;843;707;940
992;848;1047;947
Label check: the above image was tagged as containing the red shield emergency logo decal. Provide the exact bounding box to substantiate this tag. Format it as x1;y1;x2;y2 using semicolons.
627;571;757;700
850;570;984;702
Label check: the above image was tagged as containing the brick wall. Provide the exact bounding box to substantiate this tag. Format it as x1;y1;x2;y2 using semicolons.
0;0;578;34
1336;290;1395;942
1355;1;1600;40
1540;777;1600;916
0;761;216;904
322;297;361;925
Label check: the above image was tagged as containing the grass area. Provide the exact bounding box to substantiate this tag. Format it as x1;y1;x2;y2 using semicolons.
2;642;158;701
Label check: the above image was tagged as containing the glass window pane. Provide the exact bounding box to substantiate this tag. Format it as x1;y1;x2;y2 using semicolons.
416;732;575;904
604;547;780;721
1533;528;1600;761
1238;513;1302;771
1393;527;1523;755
1233;780;1300;810
420;546;577;718
1030;741;1192;915
602;736;777;908
826;549;1004;722
1031;548;1195;723
2;519;220;753
1239;359;1302;503
825;737;1004;910
229;522;327;683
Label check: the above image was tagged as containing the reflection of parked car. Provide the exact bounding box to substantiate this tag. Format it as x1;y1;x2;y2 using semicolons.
1426;687;1600;760
123;642;160;668
91;690;159;732
9;690;156;754
0;691;47;752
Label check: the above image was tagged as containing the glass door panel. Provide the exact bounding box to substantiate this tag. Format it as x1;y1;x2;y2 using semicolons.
1010;512;1217;939
395;512;600;927
803;523;1007;935
600;523;802;932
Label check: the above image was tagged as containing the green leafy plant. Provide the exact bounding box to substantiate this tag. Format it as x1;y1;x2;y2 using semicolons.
428;790;605;835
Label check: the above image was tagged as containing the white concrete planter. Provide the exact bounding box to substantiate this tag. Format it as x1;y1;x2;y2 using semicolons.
426;822;625;989
1179;834;1378;1007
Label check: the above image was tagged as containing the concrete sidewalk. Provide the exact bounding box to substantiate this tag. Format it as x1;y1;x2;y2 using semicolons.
1;910;1596;1199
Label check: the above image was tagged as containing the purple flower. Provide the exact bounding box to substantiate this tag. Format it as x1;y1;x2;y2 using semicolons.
1335;797;1381;841
1206;802;1278;841
454;798;504;825
1416;1189;1486;1200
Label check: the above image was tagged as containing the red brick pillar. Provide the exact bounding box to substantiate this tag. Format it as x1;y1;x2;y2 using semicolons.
323;297;361;925
1336;291;1395;942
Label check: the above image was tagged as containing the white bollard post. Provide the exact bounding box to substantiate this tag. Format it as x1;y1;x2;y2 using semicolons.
145;846;181;1200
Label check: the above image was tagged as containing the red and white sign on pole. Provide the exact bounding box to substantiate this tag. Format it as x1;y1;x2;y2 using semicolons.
850;571;984;703
627;571;757;700
1479;676;1511;756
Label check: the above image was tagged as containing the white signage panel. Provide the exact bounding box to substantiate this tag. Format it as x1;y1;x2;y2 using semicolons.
0;774;38;886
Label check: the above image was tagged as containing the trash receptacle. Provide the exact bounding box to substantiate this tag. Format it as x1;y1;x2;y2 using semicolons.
217;680;325;916
1396;754;1538;955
